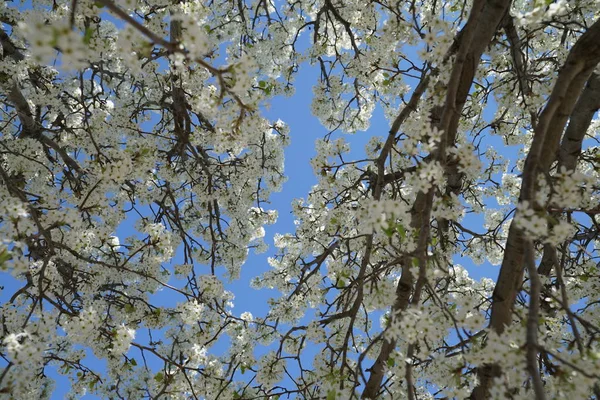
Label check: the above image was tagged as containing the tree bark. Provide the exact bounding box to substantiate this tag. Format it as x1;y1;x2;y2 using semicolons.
471;18;600;400
538;72;600;275
361;0;512;397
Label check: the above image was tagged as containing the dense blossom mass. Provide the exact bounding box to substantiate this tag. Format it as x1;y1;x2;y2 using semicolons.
1;0;600;399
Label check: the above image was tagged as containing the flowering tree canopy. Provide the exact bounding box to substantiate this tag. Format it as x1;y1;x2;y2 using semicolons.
1;0;600;398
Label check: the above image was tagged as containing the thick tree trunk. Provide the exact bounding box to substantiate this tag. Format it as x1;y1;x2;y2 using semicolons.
471;19;600;400
539;72;600;275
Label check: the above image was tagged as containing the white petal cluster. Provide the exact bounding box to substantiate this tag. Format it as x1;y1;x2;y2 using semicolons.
255;351;284;388
111;325;135;355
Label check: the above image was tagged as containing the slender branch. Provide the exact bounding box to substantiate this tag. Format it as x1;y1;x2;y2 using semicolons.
524;239;546;400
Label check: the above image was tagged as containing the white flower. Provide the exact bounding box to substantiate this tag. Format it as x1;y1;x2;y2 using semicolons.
546;220;574;246
112;325;135;355
256;352;283;387
240;312;253;322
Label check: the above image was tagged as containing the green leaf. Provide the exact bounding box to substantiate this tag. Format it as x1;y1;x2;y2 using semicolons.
154;372;164;382
0;249;12;268
61;362;72;374
129;358;137;366
396;224;406;240
83;27;94;45
383;223;395;237
382;314;390;327
124;304;135;313
258;80;266;88
387;357;395;368
327;390;337;400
